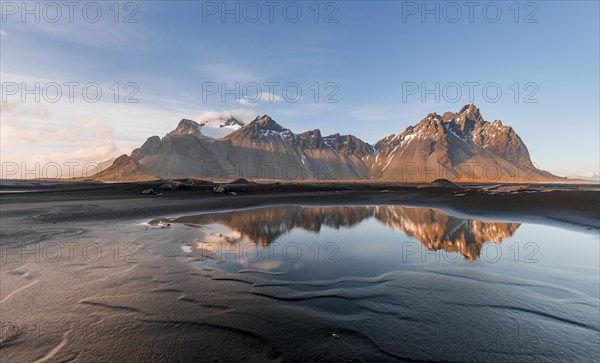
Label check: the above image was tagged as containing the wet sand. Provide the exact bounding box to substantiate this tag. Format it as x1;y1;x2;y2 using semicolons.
1;181;598;362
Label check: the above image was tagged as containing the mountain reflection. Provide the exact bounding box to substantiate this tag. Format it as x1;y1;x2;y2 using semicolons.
162;206;520;260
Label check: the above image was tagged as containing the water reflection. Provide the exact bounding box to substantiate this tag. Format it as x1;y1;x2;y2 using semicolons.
152;205;520;260
145;205;599;362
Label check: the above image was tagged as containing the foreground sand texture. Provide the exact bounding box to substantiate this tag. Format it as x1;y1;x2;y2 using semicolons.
1;181;599;361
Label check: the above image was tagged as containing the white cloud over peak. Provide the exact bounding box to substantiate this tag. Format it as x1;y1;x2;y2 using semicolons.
195;109;256;124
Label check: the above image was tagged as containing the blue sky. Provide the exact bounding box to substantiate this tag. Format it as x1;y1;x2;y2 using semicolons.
1;0;598;177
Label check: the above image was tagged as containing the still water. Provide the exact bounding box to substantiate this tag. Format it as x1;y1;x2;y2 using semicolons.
151;205;600;361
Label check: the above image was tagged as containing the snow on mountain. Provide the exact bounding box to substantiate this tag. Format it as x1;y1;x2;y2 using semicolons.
196;115;245;138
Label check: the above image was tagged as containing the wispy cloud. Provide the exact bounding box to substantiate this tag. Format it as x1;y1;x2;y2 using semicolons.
1;2;148;48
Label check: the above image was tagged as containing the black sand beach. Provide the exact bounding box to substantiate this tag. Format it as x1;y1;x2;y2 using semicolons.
1;181;599;362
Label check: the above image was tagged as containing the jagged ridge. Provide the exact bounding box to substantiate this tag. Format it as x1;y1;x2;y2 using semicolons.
93;104;562;182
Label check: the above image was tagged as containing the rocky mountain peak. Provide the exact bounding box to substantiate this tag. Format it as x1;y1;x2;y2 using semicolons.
410;113;445;139
303;129;322;138
168;119;202;137
227;114;295;143
254;115;283;130
296;129;324;148
179;118;198;127
369;104;540;179
460;103;479;113
451;103;485;132
451;103;481;120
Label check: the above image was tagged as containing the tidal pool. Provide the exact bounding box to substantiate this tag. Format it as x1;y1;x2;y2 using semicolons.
149;205;600;361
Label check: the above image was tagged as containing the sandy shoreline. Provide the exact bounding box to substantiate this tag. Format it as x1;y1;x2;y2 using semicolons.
1;182;598;362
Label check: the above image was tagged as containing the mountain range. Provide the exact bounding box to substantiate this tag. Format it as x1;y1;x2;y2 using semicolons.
93;104;562;182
